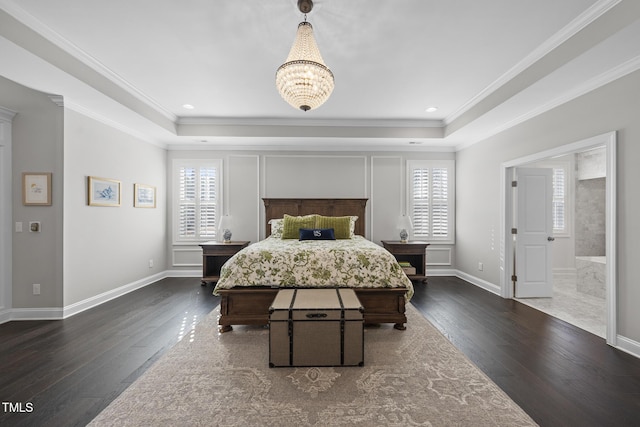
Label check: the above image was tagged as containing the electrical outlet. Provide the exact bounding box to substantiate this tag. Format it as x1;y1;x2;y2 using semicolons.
33;284;41;295
478;262;484;271
148;259;154;268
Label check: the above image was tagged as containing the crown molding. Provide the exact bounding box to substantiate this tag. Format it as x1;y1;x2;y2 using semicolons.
63;100;168;149
0;0;177;122
0;106;17;120
47;94;63;106
177;116;444;128
490;54;640;138
454;54;640;151
165;141;457;153
444;0;622;125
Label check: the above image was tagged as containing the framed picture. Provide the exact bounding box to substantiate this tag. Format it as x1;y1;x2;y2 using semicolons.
88;176;121;207
23;172;52;206
134;183;156;208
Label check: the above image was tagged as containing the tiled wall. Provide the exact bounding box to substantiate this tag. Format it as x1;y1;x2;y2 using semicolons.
575;148;606;256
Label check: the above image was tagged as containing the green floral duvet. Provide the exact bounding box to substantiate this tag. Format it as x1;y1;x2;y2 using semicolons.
214;236;413;300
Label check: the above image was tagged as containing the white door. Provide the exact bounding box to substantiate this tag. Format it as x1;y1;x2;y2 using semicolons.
515;168;554;298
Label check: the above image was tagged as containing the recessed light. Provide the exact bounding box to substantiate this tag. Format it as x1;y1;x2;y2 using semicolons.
409;141;423;145
425;106;438;113
182;104;195;110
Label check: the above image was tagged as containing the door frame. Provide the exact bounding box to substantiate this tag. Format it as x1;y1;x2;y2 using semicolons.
500;131;617;345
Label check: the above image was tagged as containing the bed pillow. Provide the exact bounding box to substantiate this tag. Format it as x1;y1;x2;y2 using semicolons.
349;216;358;237
268;218;284;238
315;215;352;239
282;214;318;239
299;228;336;240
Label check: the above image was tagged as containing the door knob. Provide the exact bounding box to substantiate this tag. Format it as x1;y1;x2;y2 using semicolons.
547;236;555;241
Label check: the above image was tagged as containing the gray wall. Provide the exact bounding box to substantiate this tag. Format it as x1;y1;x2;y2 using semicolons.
6;66;639;350
1;76;64;309
63;109;167;306
1;76;167;312
166;151;456;273
456;68;640;343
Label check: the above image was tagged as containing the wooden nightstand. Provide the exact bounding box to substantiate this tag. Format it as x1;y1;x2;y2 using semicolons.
199;241;249;285
381;240;429;283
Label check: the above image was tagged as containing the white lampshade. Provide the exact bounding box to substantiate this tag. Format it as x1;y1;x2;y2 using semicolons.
218;215;233;229
397;215;413;231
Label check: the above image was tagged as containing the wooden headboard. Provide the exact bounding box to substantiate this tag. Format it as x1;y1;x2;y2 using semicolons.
263;198;368;237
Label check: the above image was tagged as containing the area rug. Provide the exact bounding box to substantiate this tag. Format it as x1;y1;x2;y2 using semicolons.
88;304;537;426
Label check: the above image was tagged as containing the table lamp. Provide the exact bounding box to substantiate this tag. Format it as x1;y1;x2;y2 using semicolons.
218;215;233;243
397;215;413;243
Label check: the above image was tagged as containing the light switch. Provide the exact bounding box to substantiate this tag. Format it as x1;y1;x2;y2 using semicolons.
15;222;23;232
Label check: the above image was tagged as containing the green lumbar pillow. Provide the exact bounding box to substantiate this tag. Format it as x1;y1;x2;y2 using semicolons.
315;215;352;239
282;214;317;239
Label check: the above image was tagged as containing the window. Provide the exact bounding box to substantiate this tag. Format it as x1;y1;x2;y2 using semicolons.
552;167;566;233
550;163;573;236
173;159;222;242
526;161;571;236
407;160;455;242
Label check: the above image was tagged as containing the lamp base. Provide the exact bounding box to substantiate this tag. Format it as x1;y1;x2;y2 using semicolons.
399;228;408;243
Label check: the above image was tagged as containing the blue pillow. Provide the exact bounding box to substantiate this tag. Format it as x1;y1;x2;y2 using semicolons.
299;228;336;240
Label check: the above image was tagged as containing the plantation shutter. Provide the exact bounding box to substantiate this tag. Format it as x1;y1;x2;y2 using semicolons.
199;166;218;238
431;167;449;238
552;167;565;232
411;168;430;237
409;161;453;241
178;166;197;238
177;163;219;241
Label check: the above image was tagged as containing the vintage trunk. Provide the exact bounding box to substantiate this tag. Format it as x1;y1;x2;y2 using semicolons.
269;288;364;367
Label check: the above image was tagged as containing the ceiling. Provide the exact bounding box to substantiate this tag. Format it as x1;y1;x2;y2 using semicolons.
1;0;639;151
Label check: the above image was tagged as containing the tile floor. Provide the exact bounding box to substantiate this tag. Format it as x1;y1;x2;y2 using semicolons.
515;274;606;338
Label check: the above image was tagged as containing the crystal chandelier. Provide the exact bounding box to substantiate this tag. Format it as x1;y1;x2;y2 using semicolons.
276;0;334;111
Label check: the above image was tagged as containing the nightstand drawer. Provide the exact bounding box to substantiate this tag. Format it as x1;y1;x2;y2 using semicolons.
199;241;249;284
381;240;429;283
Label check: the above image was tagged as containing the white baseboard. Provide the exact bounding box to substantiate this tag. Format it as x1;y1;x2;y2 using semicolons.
3;269;640;361
2;271;169;322
165;269;201;278
454;270;501;295
454;269;639;360
6;307;64;321
2;270;205;323
615;335;640;359
62;271;168;318
0;307;13;323
425;268;457;276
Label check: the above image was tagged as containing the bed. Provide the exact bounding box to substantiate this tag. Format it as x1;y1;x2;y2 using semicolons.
213;198;413;332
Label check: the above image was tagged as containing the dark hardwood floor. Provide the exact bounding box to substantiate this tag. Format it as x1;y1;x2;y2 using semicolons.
0;277;219;427
411;276;640;427
1;276;639;426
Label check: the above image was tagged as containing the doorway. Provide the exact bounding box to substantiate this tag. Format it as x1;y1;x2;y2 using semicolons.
500;131;617;346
